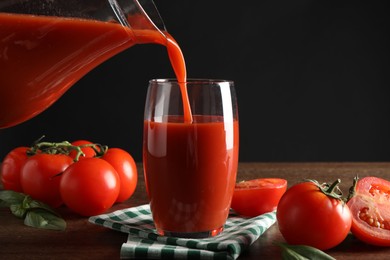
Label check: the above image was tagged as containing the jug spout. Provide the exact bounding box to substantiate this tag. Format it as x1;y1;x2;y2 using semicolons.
0;0;167;128
110;0;167;41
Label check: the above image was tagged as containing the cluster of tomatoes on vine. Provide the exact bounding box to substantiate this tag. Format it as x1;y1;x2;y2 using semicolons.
1;137;138;216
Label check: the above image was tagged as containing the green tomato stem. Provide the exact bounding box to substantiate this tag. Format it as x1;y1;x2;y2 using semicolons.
346;176;359;202
306;179;344;201
25;136;109;161
324;179;341;194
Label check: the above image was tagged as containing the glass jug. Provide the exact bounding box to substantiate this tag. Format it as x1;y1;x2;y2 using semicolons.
0;0;168;128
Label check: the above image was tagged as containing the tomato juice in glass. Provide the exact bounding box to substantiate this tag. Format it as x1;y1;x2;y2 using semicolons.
143;80;239;238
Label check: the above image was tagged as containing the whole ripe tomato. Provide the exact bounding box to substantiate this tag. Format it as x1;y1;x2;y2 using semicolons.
230;178;287;217
277;179;352;250
347;176;390;246
1;146;29;192
20;153;73;208
60;158;120;216
69;140;97;160
101;148;138;203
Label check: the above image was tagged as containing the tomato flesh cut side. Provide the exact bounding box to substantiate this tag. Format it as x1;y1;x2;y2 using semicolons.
230;178;287;217
347;177;390;246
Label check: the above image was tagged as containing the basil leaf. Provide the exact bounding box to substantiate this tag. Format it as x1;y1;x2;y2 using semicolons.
279;243;336;260
22;194;34;208
0;190;26;206
0;200;8;207
24;209;66;231
281;245;310;260
27;199;60;216
1;190;66;230
10;204;27;218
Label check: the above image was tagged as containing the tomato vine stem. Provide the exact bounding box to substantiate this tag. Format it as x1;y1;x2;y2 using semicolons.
346;176;359;202
25;136;108;162
305;179;344;201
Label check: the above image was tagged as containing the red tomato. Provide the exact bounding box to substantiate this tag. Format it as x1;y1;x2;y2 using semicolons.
230;178;287;217
101;148;138;203
20;153;73;208
347;176;390;246
277;180;352;250
69;140;97;160
1;147;29;192
60;158;120;216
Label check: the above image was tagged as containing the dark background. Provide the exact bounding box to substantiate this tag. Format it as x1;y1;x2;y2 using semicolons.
0;0;389;162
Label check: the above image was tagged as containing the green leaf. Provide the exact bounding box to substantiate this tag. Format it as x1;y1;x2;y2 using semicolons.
10;204;27;218
22;194;34;208
1;190;66;231
24;209;66;231
281;246;310;260
0;190;26;206
278;243;336;260
0;200;8;207
28;199;61;216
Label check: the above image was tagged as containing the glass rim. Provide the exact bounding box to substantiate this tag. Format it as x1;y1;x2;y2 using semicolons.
149;78;234;85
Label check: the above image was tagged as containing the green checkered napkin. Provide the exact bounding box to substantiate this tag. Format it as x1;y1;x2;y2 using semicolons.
89;204;276;259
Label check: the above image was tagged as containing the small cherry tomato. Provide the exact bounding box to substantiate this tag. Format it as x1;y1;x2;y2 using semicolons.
1;147;29;192
230;178;287;217
60;158;120;216
69;140;97;160
277;179;352;250
20;153;73;208
347;176;390;246
101;148;138;203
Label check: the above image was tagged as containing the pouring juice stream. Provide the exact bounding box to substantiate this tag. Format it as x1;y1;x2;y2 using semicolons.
0;9;237;237
0;13;192;128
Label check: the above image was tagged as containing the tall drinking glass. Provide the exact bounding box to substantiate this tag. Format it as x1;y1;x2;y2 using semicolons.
143;79;239;238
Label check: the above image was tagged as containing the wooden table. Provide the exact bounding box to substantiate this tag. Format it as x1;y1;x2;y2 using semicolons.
1;162;390;259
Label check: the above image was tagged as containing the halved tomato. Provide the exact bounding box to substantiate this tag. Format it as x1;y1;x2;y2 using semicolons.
347;176;390;246
230;178;287;217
